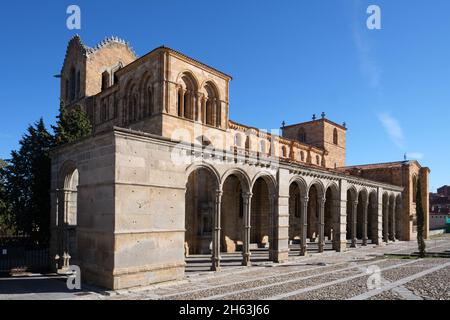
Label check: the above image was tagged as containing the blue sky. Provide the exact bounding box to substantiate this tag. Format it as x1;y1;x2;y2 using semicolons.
0;0;448;191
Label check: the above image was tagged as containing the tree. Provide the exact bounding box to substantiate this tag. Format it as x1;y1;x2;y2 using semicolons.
52;101;92;146
416;176;426;258
0;159;15;235
3;119;53;240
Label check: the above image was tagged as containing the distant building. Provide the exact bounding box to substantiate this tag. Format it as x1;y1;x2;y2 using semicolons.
429;186;450;230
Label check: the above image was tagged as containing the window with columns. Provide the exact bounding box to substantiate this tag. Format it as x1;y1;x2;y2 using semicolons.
175;74;223;129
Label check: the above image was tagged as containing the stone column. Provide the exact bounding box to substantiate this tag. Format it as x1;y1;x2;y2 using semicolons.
390;200;396;242
351;200;358;248
212;98;217;127
195;93;201;122
318;197;326;253
201;97;206;124
300;196;309;256
180;89;185;117
242;192;252;266
268;193;276;261
362;199;369;246
383;202;389;243
375;189;384;246
211;190;222;271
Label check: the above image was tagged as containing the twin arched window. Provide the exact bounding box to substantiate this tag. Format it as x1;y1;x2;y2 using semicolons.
176;73;222;128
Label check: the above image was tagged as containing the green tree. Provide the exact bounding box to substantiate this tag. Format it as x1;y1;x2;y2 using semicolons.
416;176;426;258
52;101;92;146
0;159;15;235
3;119;53;240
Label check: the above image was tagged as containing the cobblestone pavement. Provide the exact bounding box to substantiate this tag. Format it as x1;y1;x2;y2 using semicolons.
1;235;449;300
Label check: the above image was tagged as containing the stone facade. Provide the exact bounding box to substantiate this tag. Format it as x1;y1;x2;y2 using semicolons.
50;36;429;290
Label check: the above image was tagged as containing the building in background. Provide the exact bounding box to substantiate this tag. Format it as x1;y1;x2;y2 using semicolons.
430;186;450;230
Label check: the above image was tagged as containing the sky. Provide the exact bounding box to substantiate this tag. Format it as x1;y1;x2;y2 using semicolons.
0;0;448;192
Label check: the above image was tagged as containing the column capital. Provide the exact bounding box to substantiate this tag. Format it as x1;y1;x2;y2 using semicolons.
243;192;253;199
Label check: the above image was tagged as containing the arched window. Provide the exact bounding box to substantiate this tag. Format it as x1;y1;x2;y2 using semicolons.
333;128;338;145
204;82;220;127
298;128;307;143
282;146;287;158
300;151;305;162
178;73;197;120
125;85;138;124
245;136;250;152
316;155;320;165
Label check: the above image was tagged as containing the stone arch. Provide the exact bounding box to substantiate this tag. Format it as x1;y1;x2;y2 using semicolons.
289;176;308;198
357;188;369;241
250;172;277;260
185;162;221;187
324;182;340;250
57;160;80;267
220;169;251;255
288;176;308;254
306;180;325;249
185;164;221;258
221;168;251;194
308;179;325;199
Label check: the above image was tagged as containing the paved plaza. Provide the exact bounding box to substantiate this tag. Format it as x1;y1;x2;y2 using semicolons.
1;234;449;300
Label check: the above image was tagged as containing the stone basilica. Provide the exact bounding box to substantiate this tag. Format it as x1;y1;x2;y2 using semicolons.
50;36;430;289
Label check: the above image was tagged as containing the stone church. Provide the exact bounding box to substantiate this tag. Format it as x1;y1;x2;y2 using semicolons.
50;35;430;290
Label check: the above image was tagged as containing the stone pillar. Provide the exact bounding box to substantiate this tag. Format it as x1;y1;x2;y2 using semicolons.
211;190;222;271
212;98;217;127
180;89;185;117
376;188;384;245
201;97;206;124
351;200;358;248
270;193;289;263
318;197;326;253
242;192;252;266
390;200;396;242
300;196;309;256
336;180;348;252
268;193;276;262
383;202;389;243
194;92;202;121
362;199;369;246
